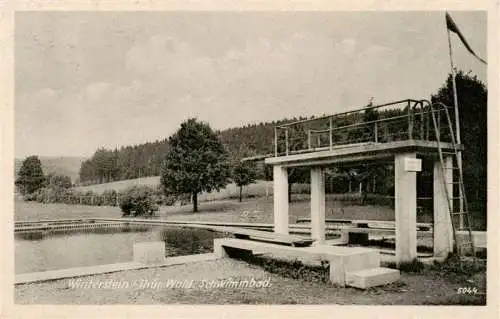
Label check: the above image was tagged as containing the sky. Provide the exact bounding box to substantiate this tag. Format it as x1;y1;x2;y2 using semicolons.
14;11;487;158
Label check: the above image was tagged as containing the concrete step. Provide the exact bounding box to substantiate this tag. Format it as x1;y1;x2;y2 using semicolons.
345;267;400;289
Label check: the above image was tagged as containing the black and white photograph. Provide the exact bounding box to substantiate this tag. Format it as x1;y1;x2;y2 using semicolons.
1;1;498;317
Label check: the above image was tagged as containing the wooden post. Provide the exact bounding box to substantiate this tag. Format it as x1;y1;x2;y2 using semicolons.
285;128;289;155
408;100;413;139
420;101;424;140
307;130;311;150
329;117;333;150
447;21;465;229
274;127;278;156
426;105;430;140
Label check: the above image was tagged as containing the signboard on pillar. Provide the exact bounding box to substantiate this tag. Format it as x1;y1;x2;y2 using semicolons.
404;157;422;172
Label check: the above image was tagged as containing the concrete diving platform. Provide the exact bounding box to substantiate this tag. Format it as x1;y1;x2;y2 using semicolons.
214;238;400;289
265;139;459;167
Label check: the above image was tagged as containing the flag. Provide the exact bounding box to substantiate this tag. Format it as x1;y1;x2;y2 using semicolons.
446;12;487;64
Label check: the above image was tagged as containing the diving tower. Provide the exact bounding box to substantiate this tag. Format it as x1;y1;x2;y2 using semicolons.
260;99;463;264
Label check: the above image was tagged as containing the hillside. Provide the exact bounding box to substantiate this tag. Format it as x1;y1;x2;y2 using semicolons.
73;176;161;194
14;156;87;183
73;176;275;202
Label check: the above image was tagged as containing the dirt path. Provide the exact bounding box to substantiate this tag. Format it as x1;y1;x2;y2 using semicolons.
15;259;486;305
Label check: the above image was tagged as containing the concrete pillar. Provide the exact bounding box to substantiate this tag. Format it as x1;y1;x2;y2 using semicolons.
311;167;326;243
133;242;166;264
433;156;454;257
213;238;229;258
273;165;289;234
394;153;418;264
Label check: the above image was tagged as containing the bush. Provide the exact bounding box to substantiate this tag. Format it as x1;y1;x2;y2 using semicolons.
23;191;39;201
387;259;426;273
102;189;118;206
162;194;177;206
118;186;159;217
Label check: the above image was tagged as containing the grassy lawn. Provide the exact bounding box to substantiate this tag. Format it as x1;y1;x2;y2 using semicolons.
57;177;486;230
161;196;401;224
15;196;401;224
73;177;275;200
14;200;123;220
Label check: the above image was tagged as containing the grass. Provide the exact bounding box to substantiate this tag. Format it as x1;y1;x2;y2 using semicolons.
73;176;161;194
428;255;487;282
72;178;389;208
15;196;398;225
386;255;487;278
73;177;312;198
66;176;485;229
73;177;276;200
14;200;123;220
229;252;330;284
386;259;426;273
384;255;487;305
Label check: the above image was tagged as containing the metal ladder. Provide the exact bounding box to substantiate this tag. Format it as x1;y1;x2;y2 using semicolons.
429;102;476;259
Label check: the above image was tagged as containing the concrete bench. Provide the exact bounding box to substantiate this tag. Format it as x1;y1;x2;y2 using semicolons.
231;229;313;247
296;218;432;231
214;238;399;288
351;220;432;231
340;226;433;245
200;225;314;247
296;218;353;224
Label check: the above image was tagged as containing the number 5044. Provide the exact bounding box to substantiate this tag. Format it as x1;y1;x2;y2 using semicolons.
457;287;478;294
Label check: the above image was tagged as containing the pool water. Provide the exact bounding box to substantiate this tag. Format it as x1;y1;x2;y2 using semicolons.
15;226;226;274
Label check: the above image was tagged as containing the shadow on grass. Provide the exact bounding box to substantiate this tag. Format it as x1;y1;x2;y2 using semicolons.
224;247;330;284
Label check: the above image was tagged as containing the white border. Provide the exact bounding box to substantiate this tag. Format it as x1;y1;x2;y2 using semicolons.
1;1;498;318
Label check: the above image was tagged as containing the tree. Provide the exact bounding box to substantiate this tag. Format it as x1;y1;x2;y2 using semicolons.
348;98;379;143
232;161;257;202
79;159;97;184
288;167;309;202
160;118;230;212
46;173;72;189
92;148;116;183
363;98;379;141
431;70;487;214
287;123;310;202
15;156;45;195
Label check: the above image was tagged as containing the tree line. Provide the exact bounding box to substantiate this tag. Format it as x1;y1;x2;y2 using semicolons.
76;118;307;185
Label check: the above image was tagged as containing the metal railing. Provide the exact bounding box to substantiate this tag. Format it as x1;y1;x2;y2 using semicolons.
273;99;455;157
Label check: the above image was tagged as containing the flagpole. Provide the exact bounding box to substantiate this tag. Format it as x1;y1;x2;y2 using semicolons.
446;21;464;230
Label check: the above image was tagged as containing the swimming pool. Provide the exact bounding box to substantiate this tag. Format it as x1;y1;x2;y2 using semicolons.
15;226;226;274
